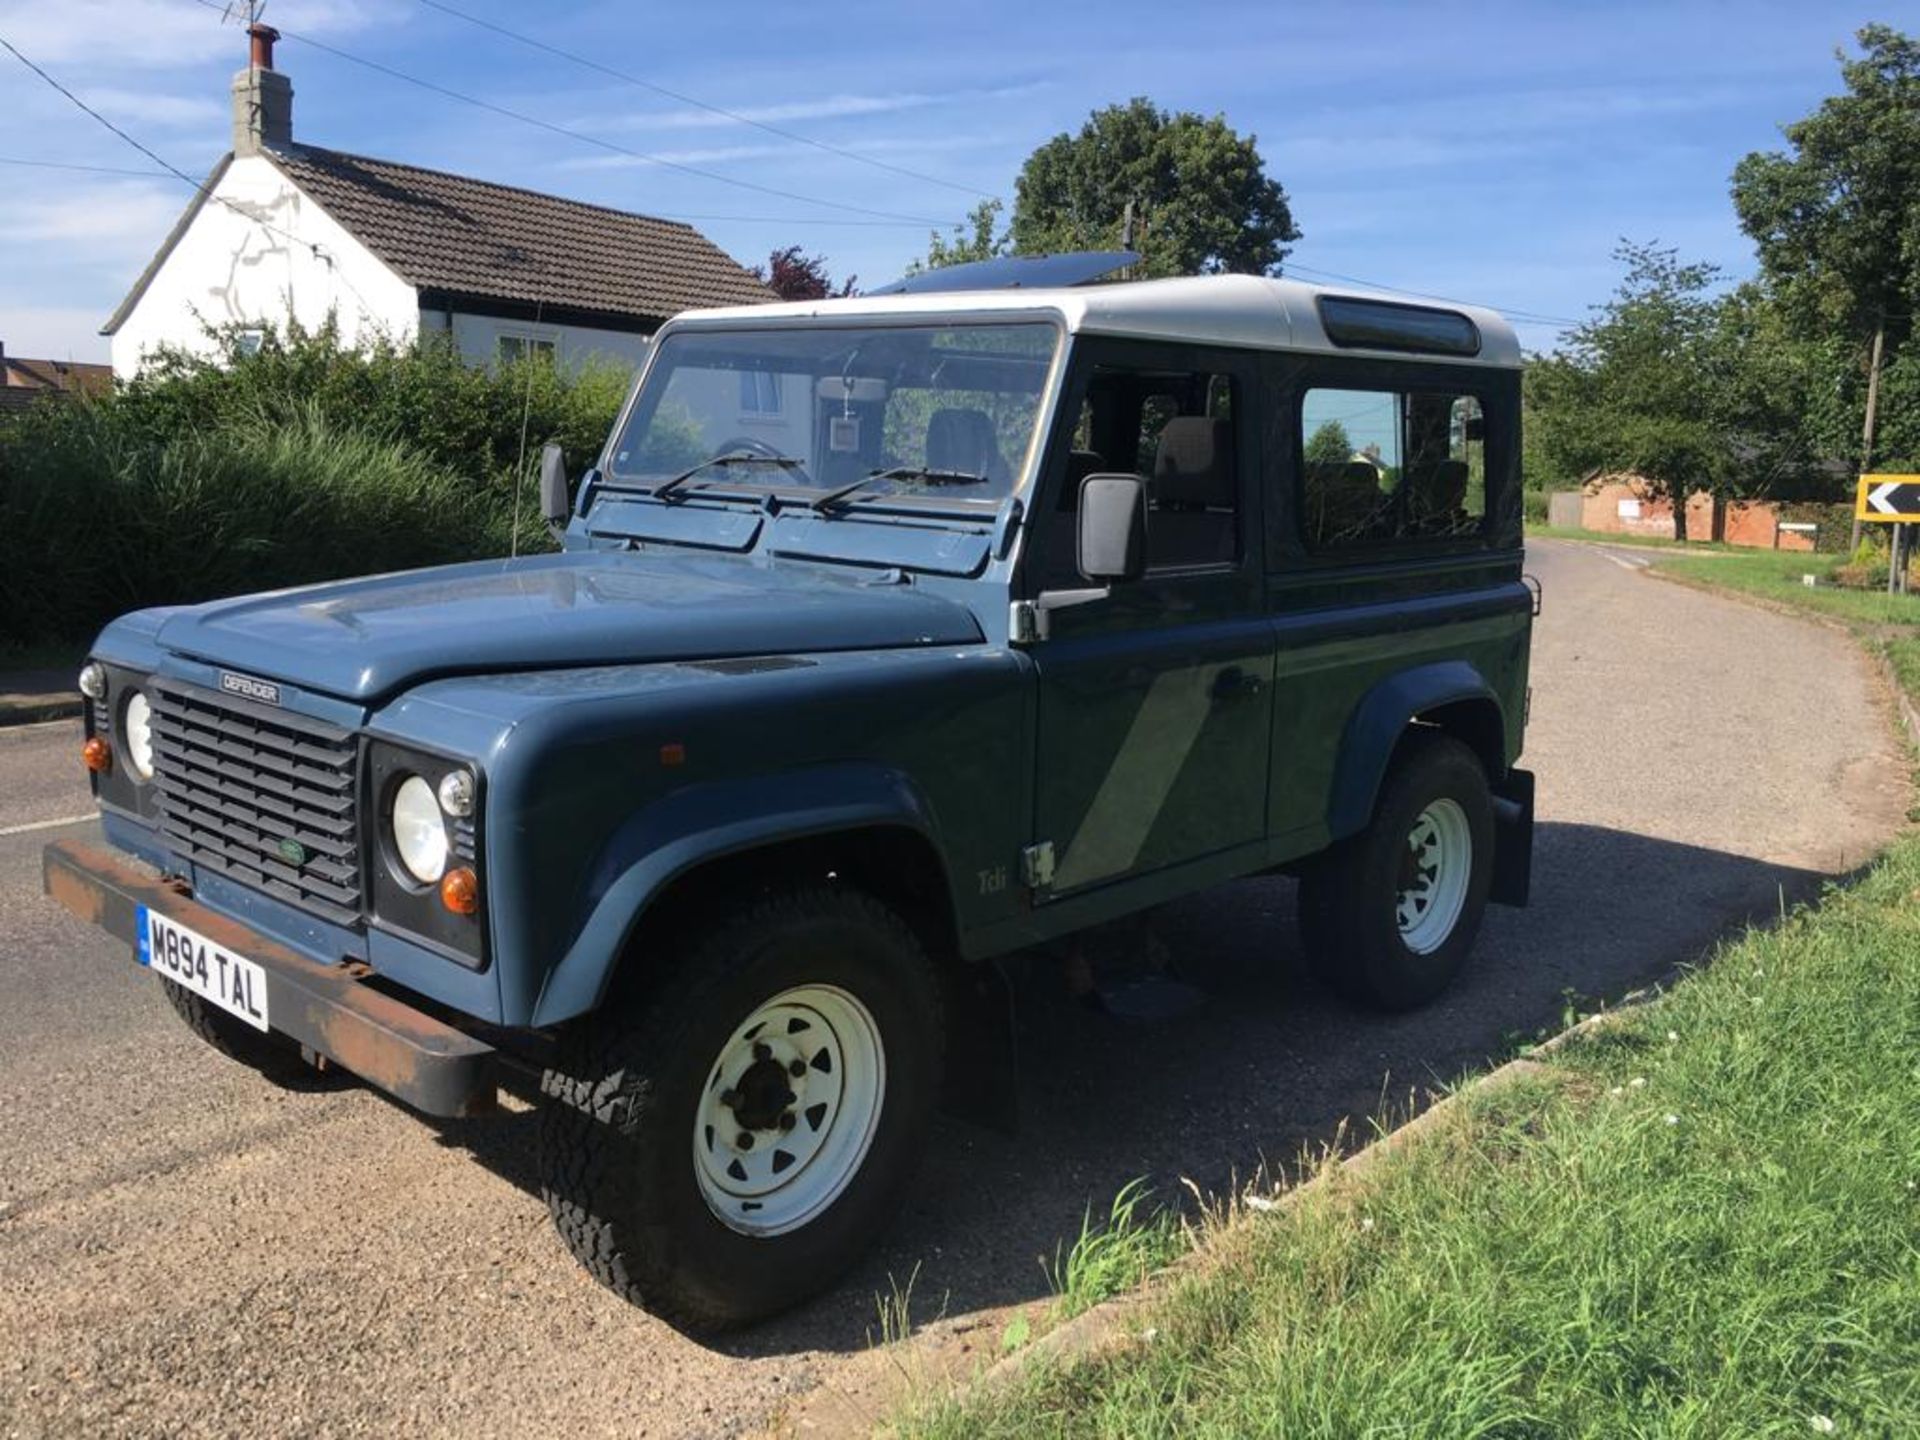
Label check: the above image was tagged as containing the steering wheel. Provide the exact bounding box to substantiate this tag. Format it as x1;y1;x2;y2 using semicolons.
713;434;815;487
714;435;786;460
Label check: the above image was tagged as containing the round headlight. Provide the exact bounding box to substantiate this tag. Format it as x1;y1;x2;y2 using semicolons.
78;662;107;701
391;774;449;884
123;690;155;781
437;769;475;818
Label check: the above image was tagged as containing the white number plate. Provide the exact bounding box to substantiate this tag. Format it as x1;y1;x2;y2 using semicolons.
137;906;271;1032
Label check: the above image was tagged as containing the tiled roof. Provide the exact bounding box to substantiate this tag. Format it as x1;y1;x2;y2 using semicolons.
3;357;112;395
266;144;772;324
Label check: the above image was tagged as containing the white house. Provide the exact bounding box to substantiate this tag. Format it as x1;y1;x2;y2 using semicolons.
104;24;771;381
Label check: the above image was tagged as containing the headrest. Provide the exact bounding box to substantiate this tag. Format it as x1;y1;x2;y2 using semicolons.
1152;417;1235;508
926;408;1002;480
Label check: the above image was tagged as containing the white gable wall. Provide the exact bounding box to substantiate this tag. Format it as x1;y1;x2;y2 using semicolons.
109;154;418;380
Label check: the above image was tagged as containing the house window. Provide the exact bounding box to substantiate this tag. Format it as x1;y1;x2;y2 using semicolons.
738;370;782;415
498;333;556;364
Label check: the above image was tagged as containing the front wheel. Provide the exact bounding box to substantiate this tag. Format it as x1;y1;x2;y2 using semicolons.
1299;732;1494;1011
538;885;943;1331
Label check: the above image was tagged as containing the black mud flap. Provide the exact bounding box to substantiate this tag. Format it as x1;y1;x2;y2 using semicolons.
941;958;1018;1135
1490;767;1535;907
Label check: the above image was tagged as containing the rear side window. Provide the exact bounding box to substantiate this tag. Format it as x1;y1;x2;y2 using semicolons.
1299;387;1486;550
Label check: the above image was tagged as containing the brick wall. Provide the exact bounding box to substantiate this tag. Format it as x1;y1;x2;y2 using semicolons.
1579;480;1816;550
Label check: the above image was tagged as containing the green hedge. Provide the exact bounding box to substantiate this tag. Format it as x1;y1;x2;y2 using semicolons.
0;328;629;649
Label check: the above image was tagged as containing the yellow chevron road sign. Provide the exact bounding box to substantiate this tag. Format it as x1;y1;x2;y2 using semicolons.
1857;473;1920;521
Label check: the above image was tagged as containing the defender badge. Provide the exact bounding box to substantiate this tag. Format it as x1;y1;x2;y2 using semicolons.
220;670;282;706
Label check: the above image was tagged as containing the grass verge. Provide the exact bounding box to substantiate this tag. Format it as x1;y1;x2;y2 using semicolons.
901;837;1920;1438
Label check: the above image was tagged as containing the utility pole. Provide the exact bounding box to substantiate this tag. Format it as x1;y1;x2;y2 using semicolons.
1854;314;1886;553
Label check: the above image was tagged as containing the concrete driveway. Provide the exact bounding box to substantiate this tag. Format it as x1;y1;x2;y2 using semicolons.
0;538;1906;1438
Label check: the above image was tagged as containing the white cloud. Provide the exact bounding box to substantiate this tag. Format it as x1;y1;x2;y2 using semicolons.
80;87;226;129
557;132;1003;173
581;81;1046;136
596;91;946;134
0;180;183;258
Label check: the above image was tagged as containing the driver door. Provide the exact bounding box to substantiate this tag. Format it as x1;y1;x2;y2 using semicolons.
1021;340;1273;898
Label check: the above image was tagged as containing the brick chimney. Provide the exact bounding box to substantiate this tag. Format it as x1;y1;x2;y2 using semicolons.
230;23;292;155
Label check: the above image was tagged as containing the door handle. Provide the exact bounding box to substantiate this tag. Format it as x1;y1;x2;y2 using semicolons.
1211;666;1264;702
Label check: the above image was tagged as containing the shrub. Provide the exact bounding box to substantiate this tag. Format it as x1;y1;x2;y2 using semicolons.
1832;536;1891;590
0;325;628;648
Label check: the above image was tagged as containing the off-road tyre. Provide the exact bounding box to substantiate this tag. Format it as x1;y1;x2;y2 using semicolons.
159;978;346;1089
1299;731;1494;1011
538;884;944;1332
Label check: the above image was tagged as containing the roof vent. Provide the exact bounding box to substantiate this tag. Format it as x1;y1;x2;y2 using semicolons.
231;23;292;155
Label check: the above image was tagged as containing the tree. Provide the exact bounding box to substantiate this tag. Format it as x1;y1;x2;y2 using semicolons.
1304;420;1353;467
1529;242;1731;541
921;199;1007;271
1732;25;1920;533
1010;99;1300;278
753;246;856;301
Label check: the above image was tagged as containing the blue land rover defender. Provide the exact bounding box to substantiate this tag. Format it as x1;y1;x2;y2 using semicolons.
48;272;1533;1329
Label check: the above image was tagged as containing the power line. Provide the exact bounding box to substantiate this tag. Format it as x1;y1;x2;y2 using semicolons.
0;154;178;179
0;34;380;316
406;0;998;203
182;0;958;228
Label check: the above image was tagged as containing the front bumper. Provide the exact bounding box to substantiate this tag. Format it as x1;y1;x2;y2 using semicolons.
43;838;498;1118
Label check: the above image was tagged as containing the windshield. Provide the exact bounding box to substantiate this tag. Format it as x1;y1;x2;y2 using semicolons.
606;321;1060;506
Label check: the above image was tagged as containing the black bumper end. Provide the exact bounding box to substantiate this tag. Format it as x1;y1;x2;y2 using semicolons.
43;838;498;1118
1490;766;1535;907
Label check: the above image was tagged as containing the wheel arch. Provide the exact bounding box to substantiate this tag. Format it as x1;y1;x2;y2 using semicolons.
1327;661;1508;843
530;764;963;1028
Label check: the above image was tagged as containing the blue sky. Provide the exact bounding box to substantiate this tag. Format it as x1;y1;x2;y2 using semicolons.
0;0;1892;363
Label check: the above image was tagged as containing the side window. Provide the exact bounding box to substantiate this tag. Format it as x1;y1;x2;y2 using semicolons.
1098;365;1241;571
1032;360;1244;590
1300;387;1485;549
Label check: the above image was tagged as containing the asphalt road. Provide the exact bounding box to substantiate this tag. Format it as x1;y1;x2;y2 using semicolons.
0;540;1906;1439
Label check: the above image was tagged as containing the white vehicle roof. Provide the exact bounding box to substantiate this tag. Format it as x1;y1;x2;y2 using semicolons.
666;272;1521;369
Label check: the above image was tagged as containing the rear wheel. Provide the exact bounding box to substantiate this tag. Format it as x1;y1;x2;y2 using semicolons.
1299;732;1494;1011
538;884;943;1331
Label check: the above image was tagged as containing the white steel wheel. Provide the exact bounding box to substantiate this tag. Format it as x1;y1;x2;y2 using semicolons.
1397;798;1473;954
693;984;886;1237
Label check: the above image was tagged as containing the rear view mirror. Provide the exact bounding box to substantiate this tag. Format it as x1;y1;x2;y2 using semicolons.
539;444;571;529
1077;474;1148;584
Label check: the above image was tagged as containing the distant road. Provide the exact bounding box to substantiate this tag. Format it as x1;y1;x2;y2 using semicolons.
0;539;1906;1438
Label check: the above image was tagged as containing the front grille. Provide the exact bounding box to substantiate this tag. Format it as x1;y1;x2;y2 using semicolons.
150;680;362;926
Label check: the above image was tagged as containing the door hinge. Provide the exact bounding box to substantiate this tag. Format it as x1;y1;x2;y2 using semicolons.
1021;841;1056;890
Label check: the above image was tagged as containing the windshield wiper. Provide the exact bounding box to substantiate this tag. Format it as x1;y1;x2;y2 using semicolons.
653;451;808;502
810;465;990;513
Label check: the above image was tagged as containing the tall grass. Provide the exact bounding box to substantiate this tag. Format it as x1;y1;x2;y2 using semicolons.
906;838;1920;1438
0;327;628;649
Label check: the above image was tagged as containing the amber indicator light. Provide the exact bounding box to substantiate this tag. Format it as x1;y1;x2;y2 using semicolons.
82;737;112;774
440;866;479;916
659;742;687;767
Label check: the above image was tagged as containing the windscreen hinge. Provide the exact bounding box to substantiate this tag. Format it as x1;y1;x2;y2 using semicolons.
1009;600;1041;645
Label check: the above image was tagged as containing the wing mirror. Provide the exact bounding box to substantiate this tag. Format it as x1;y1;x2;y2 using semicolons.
539;444;571;532
1077;473;1149;584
